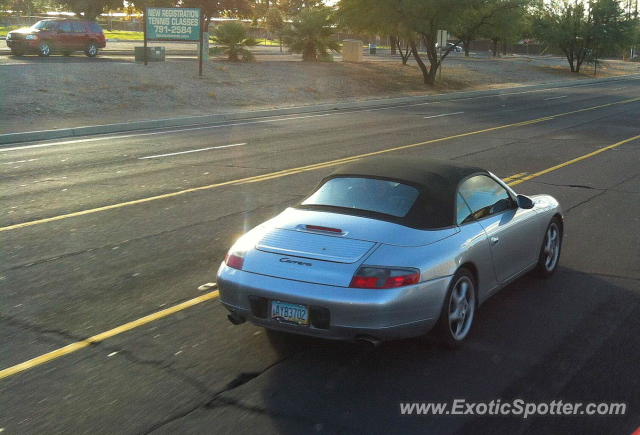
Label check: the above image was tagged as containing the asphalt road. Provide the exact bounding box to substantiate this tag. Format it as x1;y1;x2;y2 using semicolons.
1;76;639;434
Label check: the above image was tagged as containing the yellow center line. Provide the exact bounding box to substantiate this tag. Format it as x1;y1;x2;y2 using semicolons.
2;96;640;234
0;290;219;381
502;172;528;182
0;125;639;381
509;133;640;186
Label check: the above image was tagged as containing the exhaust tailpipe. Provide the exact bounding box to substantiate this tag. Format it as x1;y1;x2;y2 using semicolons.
227;312;246;325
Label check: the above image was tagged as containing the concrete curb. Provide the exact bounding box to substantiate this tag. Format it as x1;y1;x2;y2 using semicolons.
1;73;639;146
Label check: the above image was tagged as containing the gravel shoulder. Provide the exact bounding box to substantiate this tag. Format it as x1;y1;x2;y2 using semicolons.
1;52;639;134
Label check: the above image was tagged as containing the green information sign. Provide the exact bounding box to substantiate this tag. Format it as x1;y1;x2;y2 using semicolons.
145;7;201;41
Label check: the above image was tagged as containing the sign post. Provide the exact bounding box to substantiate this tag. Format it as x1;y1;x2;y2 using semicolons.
437;30;448;81
143;11;148;66
198;12;204;77
143;7;203;75
437;30;448;52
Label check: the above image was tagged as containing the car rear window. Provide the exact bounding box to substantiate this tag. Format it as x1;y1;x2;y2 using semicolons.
301;177;420;217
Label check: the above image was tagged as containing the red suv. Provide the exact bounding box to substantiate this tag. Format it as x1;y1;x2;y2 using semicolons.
6;19;106;57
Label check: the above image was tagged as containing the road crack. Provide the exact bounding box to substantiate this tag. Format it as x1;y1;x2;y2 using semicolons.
141;358;290;434
563;172;640;213
0;313;83;344
527;179;640;193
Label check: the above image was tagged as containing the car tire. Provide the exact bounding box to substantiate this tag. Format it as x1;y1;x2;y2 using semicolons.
38;42;52;57
535;217;562;278
85;42;98;57
434;268;477;348
10;49;24;56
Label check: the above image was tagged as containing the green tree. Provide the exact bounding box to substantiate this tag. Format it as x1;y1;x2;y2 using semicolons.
453;0;527;57
181;0;254;30
3;0;57;15
339;0;526;85
481;2;530;56
393;30;416;65
265;6;285;51
213;20;258;61
282;7;340;61
338;0;416;65
128;0;176;14
451;0;488;57
535;1;586;71
533;0;635;73
277;0;323;18
590;0;637;59
55;0;122;20
252;0;270;20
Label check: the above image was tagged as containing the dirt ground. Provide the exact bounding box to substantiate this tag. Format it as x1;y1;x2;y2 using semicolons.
1;54;638;133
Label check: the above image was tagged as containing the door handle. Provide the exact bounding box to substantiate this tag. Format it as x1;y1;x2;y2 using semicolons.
490;236;500;245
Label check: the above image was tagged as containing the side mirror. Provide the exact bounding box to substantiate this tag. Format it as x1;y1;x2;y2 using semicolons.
517;194;534;209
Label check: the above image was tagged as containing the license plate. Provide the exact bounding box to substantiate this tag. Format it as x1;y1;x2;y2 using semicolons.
271;300;309;326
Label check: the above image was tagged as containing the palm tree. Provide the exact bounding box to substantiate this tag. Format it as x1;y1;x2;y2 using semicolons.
283;7;341;61
213;21;258;62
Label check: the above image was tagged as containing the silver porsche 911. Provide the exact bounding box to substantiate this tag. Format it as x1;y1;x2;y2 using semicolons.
217;157;563;346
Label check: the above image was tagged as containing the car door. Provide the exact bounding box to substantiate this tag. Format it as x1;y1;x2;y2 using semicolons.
71;21;89;49
456;192;498;302
459;174;539;283
56;21;76;50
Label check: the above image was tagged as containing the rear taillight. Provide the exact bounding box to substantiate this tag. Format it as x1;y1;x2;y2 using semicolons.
350;267;420;289
225;253;244;270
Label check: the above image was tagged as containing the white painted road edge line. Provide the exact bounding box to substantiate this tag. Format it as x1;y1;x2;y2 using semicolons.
424;112;464;119
544;95;568;101
0;114;334;153
2;158;38;164
138;143;247;159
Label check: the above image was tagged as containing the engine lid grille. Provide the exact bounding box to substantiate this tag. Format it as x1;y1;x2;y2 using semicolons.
256;228;375;263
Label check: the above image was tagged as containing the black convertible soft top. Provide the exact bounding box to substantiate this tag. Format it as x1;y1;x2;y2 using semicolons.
302;157;487;229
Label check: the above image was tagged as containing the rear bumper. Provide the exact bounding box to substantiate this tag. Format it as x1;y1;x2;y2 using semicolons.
217;263;452;341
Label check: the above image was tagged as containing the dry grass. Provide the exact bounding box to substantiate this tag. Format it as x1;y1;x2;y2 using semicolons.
128;83;174;92
2;55;638;133
531;58;639;79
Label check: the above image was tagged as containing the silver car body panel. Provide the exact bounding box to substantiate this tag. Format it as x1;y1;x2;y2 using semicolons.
218;265;450;340
269;207;460;247
217;171;562;341
257;227;375;263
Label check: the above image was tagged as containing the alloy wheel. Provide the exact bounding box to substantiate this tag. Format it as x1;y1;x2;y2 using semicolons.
86;43;97;57
39;43;51;56
448;276;475;341
543;223;560;272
